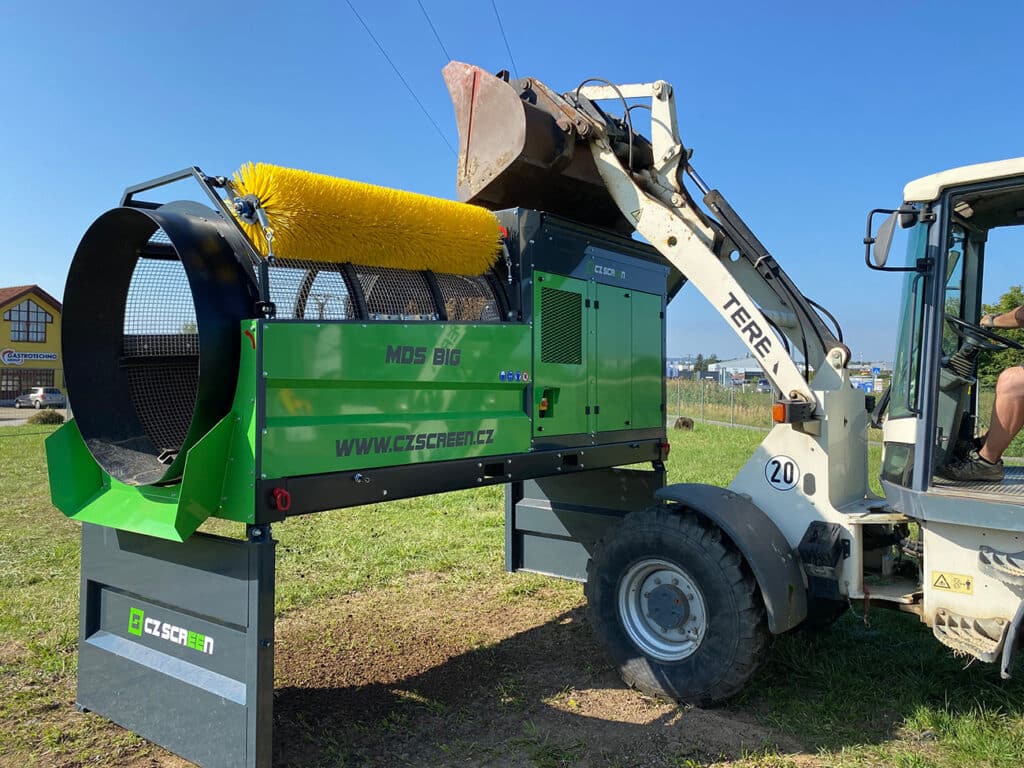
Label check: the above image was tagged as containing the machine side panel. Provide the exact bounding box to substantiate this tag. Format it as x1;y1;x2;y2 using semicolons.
77;523;274;768
259;322;531;477
631;290;664;429
533;272;590;436
594;283;632;432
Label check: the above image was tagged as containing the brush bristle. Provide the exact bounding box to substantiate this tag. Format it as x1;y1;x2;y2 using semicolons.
231;162;502;275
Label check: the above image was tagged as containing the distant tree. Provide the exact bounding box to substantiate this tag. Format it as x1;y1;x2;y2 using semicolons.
706;354;719;368
694;353;705;372
977;285;1024;386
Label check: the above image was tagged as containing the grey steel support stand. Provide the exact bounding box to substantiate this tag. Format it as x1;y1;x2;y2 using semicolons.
505;466;666;580
77;523;276;768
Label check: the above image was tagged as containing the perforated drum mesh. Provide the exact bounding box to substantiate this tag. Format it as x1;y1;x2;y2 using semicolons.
260;259;501;322
122;246;199;455
305;269;355;319
435;273;502;321
265;263;357;319
355;266;437;320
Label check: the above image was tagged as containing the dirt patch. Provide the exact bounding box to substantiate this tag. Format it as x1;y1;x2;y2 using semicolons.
3;573;803;767
0;640;26;667
272;575;800;767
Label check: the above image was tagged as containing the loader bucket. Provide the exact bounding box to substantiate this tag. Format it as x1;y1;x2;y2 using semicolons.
443;61;632;233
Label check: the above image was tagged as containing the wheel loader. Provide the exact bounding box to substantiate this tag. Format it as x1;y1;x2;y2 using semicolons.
443;61;1024;703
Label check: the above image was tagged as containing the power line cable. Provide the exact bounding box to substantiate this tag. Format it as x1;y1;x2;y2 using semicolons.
344;0;455;155
416;0;452;61
489;0;519;79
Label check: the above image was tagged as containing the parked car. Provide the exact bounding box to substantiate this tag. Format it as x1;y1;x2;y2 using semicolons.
14;387;65;409
755;378;771;394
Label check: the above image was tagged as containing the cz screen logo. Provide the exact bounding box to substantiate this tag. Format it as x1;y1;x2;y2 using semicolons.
128;607;214;655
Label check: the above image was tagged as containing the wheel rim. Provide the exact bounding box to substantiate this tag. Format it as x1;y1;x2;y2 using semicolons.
617;558;707;662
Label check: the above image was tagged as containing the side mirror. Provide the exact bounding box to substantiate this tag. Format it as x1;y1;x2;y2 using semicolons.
864;205;921;273
872;212;898;268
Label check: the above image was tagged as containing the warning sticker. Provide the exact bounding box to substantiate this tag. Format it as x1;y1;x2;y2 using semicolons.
931;571;974;594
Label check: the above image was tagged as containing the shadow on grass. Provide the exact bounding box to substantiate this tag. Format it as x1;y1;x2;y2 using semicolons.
271;604;1024;767
273;604;787;767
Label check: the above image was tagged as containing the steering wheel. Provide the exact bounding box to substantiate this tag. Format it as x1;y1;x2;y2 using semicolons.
945;313;1024;352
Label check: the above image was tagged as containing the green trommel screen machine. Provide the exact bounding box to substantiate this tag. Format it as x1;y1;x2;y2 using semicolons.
46;163;676;767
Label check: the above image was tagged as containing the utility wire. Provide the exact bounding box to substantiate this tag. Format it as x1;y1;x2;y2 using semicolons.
344;0;455;155
416;0;452;61
489;0;519;79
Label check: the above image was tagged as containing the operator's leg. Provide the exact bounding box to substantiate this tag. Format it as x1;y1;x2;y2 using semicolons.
979;366;1024;462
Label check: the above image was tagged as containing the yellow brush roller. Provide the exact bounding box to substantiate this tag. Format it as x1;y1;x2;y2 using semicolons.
231;162;502;275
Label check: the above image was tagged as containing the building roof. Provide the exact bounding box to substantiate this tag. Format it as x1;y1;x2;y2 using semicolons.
0;285;62;313
904;157;1024;202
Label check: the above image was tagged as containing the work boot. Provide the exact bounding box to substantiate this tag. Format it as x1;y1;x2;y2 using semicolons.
937;450;1005;482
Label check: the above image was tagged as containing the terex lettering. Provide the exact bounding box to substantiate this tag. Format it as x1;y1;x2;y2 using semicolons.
722;292;772;357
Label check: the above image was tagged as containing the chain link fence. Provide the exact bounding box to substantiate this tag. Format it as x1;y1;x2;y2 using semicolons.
667;378;774;428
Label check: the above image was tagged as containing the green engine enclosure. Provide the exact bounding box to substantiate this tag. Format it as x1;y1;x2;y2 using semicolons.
532;272;663;438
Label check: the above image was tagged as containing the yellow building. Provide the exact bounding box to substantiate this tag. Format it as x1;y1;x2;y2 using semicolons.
0;285;63;405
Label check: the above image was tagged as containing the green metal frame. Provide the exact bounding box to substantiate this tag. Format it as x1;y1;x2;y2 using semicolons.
46;321;259;541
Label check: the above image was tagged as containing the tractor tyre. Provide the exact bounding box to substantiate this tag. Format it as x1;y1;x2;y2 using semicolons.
584;505;769;707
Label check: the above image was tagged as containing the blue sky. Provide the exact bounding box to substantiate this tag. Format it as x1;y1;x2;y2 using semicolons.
2;1;1023;360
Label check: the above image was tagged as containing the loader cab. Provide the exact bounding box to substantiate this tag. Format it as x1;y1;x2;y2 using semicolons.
876;158;1024;517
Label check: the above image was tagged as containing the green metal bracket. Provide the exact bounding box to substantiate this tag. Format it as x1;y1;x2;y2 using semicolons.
47;416;236;541
45;321;259;541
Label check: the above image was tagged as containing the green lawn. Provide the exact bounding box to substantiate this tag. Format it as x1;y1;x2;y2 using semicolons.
0;422;1021;767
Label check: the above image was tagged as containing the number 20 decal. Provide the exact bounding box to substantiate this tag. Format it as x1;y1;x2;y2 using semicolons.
765;455;799;491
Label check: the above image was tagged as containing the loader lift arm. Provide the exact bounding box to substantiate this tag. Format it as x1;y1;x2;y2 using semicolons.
444;63;848;410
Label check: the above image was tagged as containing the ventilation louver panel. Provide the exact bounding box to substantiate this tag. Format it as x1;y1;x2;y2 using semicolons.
540;287;583;365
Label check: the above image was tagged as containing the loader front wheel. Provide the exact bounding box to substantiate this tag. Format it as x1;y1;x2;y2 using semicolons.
585;505;769;706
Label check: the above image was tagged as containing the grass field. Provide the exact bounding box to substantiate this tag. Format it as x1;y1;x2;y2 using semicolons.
1;423;1022;767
